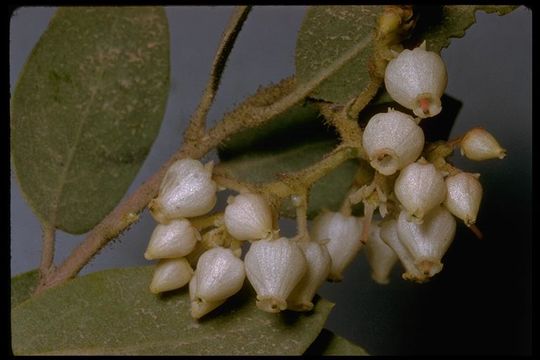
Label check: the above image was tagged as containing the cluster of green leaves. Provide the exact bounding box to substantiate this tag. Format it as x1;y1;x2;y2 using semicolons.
11;5;517;355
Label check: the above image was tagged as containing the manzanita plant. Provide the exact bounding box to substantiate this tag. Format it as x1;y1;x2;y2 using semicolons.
10;5;526;355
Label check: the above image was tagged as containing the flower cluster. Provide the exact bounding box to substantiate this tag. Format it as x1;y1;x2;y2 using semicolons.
360;42;506;283
145;161;331;317
145;159;217;297
144;43;506;319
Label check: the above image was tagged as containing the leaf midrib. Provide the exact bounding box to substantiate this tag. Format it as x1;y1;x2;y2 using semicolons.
48;72;102;226
47;12;119;227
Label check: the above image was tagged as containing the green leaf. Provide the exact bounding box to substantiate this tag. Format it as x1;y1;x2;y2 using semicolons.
11;266;334;355
304;328;369;355
10;7;170;234
11;270;39;308
296;6;384;104
410;5;520;53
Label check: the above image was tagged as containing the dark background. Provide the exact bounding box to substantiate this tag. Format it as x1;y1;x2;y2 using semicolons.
10;6;532;355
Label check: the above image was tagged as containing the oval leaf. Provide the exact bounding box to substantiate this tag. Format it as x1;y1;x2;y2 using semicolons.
296;6;384;104
11;266;334;355
409;5;519;53
10;7;170;234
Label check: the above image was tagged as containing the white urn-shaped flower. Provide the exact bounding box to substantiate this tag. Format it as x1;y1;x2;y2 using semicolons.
244;237;307;313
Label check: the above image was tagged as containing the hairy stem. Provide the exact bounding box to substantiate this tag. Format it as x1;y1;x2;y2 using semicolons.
260;145;359;199
318;102;365;153
184;6;251;143
36;8;377;293
34;8;252;294
208;31;375;141
347;78;384;119
38;224;56;283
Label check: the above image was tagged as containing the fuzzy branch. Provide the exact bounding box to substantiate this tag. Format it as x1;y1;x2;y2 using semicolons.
35;9;380;294
38;224;56;285
184;6;251;142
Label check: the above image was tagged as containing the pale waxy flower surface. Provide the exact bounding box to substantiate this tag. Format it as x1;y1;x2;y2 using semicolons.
384;44;448;118
144;219;200;260
287;241;332;311
149;258;194;294
193;247;245;303
460;127;507;161
397;206;456;277
444;172;483;226
362;108;425;176
224;192;273;241
365;221;399;285
244;237;307;313
189;275;226;320
150;158;217;223
379;219;427;282
311;212;364;281
394;160;447;222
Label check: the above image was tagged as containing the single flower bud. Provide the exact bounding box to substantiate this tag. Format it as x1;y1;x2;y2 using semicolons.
189;274;225;319
150;158;217;222
224;193;273;241
287;241;332;312
362;109;425;175
397;206;456;277
193;247;245;303
365;221;398;285
149;258;193;294
394;160;447;222
380;219;426;282
311;212;364;281
144;219;200;260
244;237;307;313
444;172;483;226
384;44;448;118
460;127;507;161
